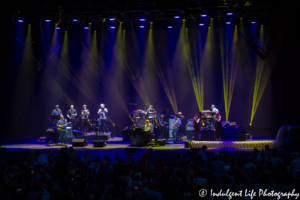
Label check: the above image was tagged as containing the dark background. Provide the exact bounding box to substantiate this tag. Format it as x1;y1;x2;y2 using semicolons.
0;0;299;142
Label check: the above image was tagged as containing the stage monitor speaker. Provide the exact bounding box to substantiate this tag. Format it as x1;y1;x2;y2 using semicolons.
93;140;106;147
125;148;138;153
72;139;87;147
157;139;166;146
222;121;230;127
228;122;237;127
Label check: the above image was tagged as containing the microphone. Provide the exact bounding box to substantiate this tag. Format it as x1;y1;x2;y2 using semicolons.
128;103;137;105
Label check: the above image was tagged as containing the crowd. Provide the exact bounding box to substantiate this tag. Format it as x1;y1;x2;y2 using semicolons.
1;145;300;200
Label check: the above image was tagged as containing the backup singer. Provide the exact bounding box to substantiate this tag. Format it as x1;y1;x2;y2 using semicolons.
172;114;182;142
214;111;222;141
67;105;77;121
98;104;108;134
193;113;201;141
57;115;68;146
81;105;90;133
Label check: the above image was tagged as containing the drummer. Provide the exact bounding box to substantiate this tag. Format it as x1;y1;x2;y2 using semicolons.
146;105;155;118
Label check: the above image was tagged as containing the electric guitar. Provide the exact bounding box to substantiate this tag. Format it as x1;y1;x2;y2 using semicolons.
57;122;72;131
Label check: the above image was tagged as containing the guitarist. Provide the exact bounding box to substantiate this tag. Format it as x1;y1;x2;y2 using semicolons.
67;105;77;126
81;104;90;134
57;115;68;146
172;114;182;142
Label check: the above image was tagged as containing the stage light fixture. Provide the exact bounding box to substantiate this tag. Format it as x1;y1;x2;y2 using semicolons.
199;23;204;26
201;14;207;17
167;26;172;29
139;26;144;28
84;27;89;29
226;22;231;24
110;26;115;29
174;16;180;19
73;19;78;22
109;18;115;21
251;22;257;24
18;20;23;22
45;19;51;22
227;13;233;16
140;19;145;21
56;27;60;29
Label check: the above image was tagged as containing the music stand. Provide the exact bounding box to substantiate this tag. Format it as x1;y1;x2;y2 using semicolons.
48;115;60;146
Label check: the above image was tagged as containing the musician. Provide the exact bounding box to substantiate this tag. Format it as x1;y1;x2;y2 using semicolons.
178;112;186;135
208;104;219;129
144;120;153;133
172;114;182;142
57;115;68;146
211;104;219;114
98;104;108;134
67;105;77;121
193;113;201;141
81;105;90;133
146;105;155;117
52;105;63;116
214;111;222;141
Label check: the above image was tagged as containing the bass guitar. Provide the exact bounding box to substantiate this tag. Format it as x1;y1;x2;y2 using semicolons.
57;122;72;131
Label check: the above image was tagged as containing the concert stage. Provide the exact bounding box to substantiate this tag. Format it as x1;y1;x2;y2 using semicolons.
1;136;277;152
0;135;284;167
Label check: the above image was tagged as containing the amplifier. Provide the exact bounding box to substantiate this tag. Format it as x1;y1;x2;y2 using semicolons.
186;125;194;131
66;125;73;138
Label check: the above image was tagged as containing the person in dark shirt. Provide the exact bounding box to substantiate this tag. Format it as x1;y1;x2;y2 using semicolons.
51;105;62;123
193;113;201;141
81;105;90;133
214;111;222;141
67;105;77;120
57;115;68;145
67;105;77;128
52;105;63;116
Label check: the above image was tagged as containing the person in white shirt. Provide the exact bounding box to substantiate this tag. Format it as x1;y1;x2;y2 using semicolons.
98;103;108;134
209;104;219;129
211;104;219;113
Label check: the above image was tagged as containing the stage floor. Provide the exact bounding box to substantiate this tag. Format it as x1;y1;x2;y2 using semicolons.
2;136;277;151
0;136;287;165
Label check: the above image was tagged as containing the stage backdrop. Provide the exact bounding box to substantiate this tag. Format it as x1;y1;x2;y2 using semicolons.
1;17;298;142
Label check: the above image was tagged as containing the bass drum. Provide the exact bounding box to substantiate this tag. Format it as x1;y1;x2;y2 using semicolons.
137;119;145;128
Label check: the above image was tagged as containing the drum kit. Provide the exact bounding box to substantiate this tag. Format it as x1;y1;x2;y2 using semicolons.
131;109;166;128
